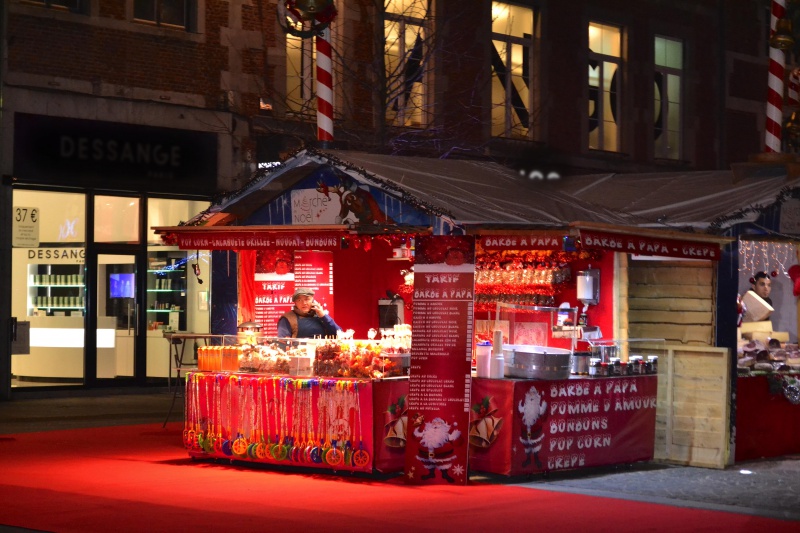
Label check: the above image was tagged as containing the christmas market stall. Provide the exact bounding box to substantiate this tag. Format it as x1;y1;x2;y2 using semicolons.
154;149;787;478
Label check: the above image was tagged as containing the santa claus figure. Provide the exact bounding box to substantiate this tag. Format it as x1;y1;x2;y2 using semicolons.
519;385;548;469
413;416;462;482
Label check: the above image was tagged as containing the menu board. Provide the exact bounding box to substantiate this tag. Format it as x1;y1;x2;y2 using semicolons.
404;235;475;485
253;275;293;336
293;250;334;318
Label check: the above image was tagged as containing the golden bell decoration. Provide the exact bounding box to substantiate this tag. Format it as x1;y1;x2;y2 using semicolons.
294;0;333;20
770;18;795;51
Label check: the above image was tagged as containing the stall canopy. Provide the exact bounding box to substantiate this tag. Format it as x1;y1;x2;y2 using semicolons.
153;149;800;256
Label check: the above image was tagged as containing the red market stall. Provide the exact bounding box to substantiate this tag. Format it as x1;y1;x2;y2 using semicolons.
154;149;736;478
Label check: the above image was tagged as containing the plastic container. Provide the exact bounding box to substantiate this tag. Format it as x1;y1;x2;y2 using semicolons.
476;341;492;378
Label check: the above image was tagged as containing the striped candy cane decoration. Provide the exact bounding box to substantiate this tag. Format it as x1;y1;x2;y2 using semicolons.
316;27;334;143
789;68;800;107
766;0;787;152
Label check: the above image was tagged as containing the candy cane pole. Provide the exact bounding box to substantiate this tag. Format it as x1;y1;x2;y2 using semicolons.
789;68;800;107
765;0;787;153
316;27;334;143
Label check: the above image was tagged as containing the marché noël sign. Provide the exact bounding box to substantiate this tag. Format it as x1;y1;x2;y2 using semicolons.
13;113;217;188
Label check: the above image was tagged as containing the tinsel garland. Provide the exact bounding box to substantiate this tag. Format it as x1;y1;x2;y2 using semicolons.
474;294;557;312
708;186;792;233
256;249;294;274
475;249;602;270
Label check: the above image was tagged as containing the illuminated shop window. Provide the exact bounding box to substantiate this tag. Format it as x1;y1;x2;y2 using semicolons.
385;0;428;127
94;195;140;244
588;22;622;152
491;2;535;138
654;36;683;160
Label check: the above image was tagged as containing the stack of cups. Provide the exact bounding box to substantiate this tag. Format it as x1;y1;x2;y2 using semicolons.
475;341;492;378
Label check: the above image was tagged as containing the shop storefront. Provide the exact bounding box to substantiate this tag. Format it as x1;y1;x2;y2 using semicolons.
2;113;219;397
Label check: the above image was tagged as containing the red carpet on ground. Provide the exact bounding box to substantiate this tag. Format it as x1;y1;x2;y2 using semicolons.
0;423;795;532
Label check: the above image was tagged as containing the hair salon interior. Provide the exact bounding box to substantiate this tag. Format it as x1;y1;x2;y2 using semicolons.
0;0;790;400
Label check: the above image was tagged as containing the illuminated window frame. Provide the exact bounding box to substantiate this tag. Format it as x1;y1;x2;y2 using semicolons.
588;22;622;152
654;35;683;160
491;1;536;139
385;0;429;128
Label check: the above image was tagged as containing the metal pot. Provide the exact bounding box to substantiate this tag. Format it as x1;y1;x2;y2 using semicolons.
502;345;572;380
571;351;591;375
590;344;618;363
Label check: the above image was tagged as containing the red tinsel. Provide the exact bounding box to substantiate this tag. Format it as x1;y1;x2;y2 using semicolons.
256;249;294;274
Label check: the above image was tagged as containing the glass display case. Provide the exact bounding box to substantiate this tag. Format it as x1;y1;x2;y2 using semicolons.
28;264;85;316
147;252;187;331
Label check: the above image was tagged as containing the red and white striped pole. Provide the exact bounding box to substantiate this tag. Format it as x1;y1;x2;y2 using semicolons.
316;27;334;143
766;0;787;153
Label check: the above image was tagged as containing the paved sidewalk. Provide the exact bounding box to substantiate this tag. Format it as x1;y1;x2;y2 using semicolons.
1;389;799;524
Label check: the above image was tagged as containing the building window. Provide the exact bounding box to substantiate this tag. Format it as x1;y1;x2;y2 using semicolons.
654;36;683;160
588;22;621;152
286;33;316;116
491;2;535;138
385;0;428;127
133;0;196;30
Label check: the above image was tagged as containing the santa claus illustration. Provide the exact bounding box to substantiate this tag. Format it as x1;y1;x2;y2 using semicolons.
519;385;548;469
413;416;462;482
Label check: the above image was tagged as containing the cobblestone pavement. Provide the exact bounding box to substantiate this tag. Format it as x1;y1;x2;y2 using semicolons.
2;390;800;524
478;457;800;523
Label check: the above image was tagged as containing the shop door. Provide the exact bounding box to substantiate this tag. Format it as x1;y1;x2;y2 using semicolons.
95;253;141;382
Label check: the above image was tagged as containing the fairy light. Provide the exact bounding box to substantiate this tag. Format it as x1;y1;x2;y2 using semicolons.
738;240;797;278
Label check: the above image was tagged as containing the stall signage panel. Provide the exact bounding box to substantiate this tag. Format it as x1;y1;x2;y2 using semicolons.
580;229;720;260
469;376;657;476
479;234;564;250
253;276;294;337
294;250;334;318
404;235;475;485
169;231;343;251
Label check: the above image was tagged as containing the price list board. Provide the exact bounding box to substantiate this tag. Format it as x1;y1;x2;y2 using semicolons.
293;250;334;317
404;236;475;485
253;276;293;337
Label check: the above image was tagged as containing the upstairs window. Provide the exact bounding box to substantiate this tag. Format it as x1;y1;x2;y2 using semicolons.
491;2;535;138
286;33;316;116
385;0;428;127
654;36;683;160
134;0;196;31
588;22;621;152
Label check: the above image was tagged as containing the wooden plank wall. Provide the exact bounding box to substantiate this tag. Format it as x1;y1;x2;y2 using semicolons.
626;260;715;346
644;344;731;468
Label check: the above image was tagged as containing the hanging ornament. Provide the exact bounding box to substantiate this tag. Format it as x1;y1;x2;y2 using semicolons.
363;237;372;252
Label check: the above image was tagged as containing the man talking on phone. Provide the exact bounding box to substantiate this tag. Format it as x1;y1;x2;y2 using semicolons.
277;287;342;338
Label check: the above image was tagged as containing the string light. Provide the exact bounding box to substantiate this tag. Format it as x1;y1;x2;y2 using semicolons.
738;240;797;278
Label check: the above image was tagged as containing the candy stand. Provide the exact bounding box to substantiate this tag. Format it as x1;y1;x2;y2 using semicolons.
184;333;412;473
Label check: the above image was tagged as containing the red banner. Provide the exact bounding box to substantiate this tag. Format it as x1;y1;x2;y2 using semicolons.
372;379;411;473
579;229;720;260
169;231;345;251
185;373;375;472
404;235;475;485
469;375;657;476
479;234;564;250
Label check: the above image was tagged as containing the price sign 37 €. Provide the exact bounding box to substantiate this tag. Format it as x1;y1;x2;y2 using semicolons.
13;207;40;247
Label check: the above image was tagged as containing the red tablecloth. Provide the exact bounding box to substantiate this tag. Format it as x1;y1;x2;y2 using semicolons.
735;374;800;462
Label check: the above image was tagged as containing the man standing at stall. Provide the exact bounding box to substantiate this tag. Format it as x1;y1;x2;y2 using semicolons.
277;287;342;338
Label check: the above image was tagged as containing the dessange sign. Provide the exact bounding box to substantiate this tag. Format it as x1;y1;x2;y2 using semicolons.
13;113;217;188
